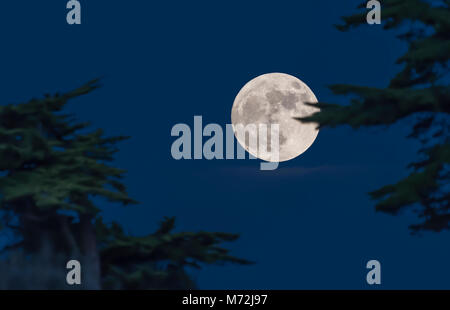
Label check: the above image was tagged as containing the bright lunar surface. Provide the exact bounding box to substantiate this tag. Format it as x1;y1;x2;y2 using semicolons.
231;73;320;162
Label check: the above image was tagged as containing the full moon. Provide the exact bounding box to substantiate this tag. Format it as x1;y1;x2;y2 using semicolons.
231;73;319;162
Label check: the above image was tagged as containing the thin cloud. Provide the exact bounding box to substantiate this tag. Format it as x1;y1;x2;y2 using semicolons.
211;164;366;178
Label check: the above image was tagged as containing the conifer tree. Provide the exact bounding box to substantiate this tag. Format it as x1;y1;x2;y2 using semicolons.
299;0;449;233
0;80;250;289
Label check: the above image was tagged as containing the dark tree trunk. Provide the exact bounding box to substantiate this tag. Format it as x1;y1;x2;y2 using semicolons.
79;214;101;289
58;215;80;256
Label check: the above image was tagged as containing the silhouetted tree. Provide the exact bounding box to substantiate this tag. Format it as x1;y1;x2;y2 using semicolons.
97;217;250;289
0;80;251;289
300;0;449;233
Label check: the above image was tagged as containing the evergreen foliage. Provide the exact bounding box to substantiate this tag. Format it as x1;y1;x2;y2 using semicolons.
0;80;250;289
299;0;450;233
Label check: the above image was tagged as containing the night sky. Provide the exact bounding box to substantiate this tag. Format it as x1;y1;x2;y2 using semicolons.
1;1;449;289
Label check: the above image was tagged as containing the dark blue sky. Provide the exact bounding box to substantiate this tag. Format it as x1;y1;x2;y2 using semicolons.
1;1;449;289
